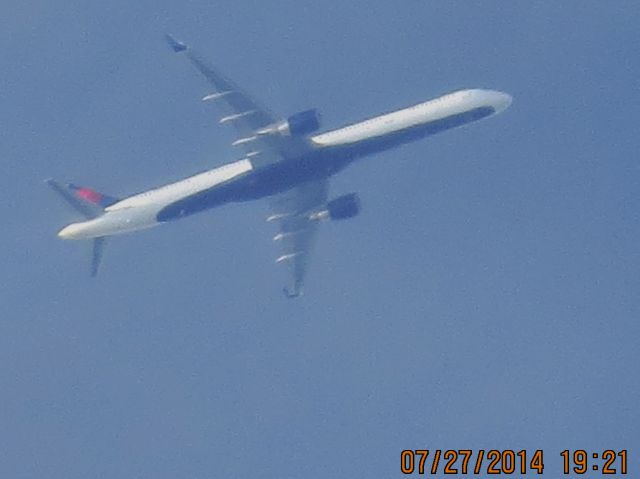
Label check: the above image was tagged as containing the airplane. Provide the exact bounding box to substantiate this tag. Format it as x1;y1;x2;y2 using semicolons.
48;35;512;298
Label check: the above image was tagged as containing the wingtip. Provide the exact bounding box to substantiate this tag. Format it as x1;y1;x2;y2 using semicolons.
165;34;187;53
283;287;303;299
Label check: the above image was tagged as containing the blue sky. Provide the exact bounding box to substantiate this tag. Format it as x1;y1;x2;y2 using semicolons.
1;1;639;477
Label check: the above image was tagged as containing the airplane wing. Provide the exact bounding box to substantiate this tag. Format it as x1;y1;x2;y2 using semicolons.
269;179;329;298
165;35;306;164
166;35;327;297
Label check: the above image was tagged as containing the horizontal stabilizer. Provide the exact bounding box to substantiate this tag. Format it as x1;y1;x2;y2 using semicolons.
91;237;106;277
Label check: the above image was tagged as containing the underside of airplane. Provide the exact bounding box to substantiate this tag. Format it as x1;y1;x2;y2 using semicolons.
49;35;512;298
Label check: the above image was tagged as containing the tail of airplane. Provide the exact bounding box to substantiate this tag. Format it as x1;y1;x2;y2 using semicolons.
46;179;119;219
46;179;119;276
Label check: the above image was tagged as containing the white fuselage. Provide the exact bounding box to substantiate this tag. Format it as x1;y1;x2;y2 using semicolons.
58;89;511;240
311;89;510;147
58;159;254;239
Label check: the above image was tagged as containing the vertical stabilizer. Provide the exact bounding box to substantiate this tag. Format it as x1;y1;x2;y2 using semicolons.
47;179;116;277
46;179;119;219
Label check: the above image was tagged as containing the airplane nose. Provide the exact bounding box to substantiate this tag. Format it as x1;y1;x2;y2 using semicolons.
492;91;513;113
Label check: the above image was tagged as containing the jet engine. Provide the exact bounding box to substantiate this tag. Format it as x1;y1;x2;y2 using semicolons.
327;193;361;220
260;109;321;137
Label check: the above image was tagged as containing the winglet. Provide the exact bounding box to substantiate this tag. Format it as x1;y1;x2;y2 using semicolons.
283;278;303;299
165;34;187;53
283;287;302;299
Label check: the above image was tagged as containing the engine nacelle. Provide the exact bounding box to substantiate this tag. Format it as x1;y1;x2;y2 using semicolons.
327;193;361;220
266;109;321;137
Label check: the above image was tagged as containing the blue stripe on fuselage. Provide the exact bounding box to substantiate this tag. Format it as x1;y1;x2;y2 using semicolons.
321;105;496;159
155;106;495;223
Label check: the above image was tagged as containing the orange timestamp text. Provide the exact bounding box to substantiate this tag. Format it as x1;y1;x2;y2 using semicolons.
400;449;544;475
